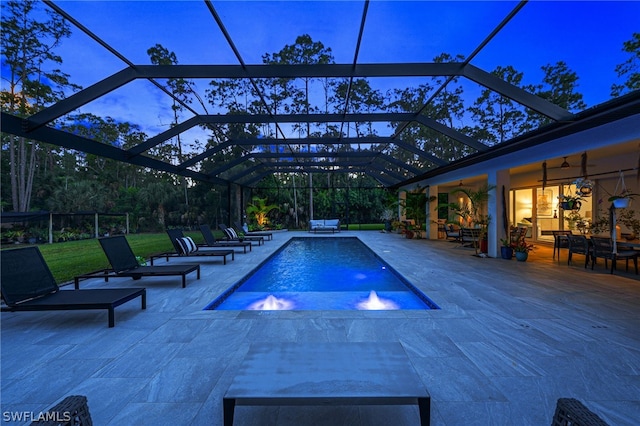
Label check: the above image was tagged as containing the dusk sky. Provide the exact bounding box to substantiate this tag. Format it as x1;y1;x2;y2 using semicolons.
17;1;640;142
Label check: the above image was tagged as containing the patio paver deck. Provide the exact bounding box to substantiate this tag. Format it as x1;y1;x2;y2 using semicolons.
1;231;639;425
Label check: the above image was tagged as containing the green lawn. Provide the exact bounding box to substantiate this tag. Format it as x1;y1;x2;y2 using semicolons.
29;231;206;285
6;226;384;284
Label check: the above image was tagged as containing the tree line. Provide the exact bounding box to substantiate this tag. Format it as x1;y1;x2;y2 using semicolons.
2;0;639;235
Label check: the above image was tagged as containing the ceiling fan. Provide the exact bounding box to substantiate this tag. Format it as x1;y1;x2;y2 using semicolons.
546;155;595;170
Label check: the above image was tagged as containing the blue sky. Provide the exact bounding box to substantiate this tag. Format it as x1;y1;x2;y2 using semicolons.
16;1;640;140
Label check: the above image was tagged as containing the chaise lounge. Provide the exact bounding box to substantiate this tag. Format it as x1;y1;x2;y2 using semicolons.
233;221;273;241
219;224;264;245
1;246;146;327
199;225;252;253
148;229;234;265
74;235;200;289
309;219;341;233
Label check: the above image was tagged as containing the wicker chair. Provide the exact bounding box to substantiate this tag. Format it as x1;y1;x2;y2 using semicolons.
551;398;609;426
30;395;92;425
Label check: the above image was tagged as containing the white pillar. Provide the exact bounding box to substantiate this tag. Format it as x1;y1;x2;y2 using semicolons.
398;191;407;221
487;169;511;258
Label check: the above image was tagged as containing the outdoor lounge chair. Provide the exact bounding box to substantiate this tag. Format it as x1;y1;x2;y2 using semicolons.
148;229;234;265
233;220;273;240
219;224;264;245
1;246;146;327
74;236;200;288
199;225;252;253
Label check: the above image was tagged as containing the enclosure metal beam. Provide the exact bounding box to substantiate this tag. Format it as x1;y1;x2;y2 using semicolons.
26;68;136;130
179;140;234;169
128;116;204;156
1;112;227;185
23;64;464;131
127;63;465;79
241;166;395;187
413;115;489;152
462;64;574;121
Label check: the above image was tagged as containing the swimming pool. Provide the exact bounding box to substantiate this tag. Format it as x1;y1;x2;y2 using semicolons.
205;237;439;311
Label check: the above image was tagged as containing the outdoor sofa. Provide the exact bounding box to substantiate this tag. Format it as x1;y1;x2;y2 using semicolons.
309;219;341;233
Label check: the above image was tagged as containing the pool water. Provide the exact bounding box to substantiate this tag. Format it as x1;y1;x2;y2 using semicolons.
205;237;439;311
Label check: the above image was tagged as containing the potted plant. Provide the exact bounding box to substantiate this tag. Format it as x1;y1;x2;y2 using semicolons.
399;188;427;239
500;238;514;260
443;184;495;255
589;213;610;235
573;178;594;197
513;240;534;262
617;208;640;239
558;194;583;211
380;208;395;232
564;210;583;231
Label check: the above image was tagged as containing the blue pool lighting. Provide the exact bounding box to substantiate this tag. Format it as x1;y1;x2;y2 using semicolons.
205;237;439;311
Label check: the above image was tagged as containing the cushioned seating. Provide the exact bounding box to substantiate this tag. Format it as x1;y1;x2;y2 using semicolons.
309;219;341;233
445;224;461;242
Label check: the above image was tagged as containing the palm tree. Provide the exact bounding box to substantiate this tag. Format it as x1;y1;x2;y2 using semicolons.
246;196;280;229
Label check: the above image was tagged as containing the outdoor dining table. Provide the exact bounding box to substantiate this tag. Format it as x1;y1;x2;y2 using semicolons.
590;234;640;248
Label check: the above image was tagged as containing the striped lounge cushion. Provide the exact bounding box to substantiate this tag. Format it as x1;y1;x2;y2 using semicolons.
176;236;198;255
223;227;238;240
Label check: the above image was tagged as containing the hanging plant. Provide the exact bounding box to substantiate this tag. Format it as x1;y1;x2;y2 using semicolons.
608;171;639;208
573;178;594;197
558;194;582;211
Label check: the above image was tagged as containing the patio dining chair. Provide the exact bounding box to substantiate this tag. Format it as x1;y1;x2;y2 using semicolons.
567;234;591;268
590;236;639;274
552;230;572;261
1;246;146;328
